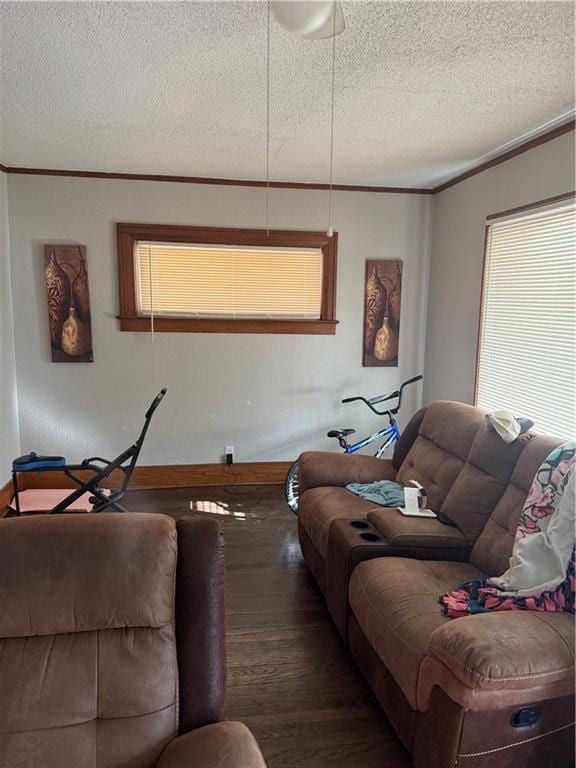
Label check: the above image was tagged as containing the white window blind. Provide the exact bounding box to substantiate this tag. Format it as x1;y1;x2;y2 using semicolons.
476;202;576;440
136;242;323;320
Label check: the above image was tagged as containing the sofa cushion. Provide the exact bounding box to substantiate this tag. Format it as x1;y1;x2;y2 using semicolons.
0;513;176;638
437;425;532;542
392;406;428;470
366;509;469;553
395;401;485;512
470;433;563;574
299;487;383;557
0;513;178;768
349;557;575;714
348;557;483;709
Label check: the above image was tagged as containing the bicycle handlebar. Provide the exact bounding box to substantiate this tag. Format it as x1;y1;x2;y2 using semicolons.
342;375;423;416
369;389;400;405
401;375;424;388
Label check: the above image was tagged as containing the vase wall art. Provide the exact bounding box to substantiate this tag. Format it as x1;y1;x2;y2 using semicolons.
44;245;94;362
362;259;403;367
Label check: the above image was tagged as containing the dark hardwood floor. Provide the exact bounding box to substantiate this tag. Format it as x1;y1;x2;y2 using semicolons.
126;483;411;768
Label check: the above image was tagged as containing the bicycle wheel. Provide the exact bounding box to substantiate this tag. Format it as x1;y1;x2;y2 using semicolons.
284;460;300;515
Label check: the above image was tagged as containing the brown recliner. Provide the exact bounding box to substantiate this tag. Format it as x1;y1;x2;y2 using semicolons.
296;401;574;767
297;401;563;635
347;444;575;768
0;513;266;768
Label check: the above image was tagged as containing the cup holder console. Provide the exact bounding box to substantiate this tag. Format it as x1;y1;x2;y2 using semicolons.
359;532;381;542
348;520;381;542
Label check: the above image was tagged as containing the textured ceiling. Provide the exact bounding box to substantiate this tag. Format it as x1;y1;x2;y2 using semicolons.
0;1;573;187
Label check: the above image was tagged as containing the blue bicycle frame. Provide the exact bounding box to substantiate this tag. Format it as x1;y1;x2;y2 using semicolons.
284;374;423;514
330;374;423;457
341;422;401;457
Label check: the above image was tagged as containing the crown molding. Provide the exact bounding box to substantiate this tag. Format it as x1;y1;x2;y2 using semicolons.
0;165;432;195
0;117;573;194
434;118;575;193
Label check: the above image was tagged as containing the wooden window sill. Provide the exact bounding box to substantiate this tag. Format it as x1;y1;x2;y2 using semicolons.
118;316;339;335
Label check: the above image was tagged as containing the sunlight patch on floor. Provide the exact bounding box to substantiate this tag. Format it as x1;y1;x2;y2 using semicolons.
190;500;247;519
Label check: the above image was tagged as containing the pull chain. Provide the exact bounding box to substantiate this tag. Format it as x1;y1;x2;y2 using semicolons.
266;0;271;236
148;243;155;344
326;0;337;237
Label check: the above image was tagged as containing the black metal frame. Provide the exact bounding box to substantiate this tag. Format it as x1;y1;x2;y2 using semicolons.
11;389;167;515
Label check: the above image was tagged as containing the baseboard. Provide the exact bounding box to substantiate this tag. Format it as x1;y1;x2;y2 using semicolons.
0;479;14;517
20;461;291;492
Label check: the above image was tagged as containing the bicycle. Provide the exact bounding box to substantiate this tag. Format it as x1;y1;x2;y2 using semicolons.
284;374;423;514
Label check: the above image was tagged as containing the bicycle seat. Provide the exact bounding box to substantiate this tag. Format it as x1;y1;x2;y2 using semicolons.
327;429;356;439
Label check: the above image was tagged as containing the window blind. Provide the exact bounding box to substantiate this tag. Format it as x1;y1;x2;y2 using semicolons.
136;242;323;320
476;202;576;440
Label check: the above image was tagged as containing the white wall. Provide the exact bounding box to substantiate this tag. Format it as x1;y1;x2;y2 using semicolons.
0;171;20;483
424;132;575;405
7;176;431;465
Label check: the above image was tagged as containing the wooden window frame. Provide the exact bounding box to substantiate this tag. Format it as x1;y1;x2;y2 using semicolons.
117;223;338;334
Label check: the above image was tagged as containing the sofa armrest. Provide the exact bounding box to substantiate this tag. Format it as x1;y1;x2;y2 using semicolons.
298;451;396;494
175;518;226;733
418;610;575;710
325;517;394;638
157;722;266;768
367;510;469;555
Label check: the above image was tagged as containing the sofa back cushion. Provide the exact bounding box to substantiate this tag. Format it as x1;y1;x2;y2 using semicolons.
395;401;485;512
437;423;533;542
470;434;563;575
0;513;179;768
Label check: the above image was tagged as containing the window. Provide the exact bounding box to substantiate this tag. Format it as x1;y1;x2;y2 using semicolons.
137;243;322;319
475;197;575;440
117;224;338;334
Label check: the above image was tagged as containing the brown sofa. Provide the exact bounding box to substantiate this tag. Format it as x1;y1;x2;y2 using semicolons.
0;513;266;768
297;401;574;768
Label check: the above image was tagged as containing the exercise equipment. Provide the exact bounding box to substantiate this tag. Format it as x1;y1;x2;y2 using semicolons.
11;389;167;515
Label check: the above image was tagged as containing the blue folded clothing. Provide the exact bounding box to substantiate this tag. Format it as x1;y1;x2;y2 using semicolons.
346;480;406;507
